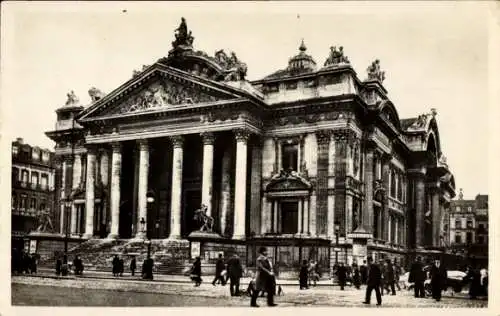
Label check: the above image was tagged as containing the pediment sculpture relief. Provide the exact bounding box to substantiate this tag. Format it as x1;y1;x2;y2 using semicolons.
324;46;350;67
366;59;386;82
118;79;220;114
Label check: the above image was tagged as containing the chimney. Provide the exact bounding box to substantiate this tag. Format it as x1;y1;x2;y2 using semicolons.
16;138;23;144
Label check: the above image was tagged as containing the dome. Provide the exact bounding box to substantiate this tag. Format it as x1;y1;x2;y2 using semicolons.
287;40;317;75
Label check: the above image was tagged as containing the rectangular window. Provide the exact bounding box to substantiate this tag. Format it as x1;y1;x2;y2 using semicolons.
31;172;39;186
456;206;461;212
39;199;46;211
455;234;462;244
280;201;298;234
282;143;298;172
478;236;484;244
20;194;27;209
40;174;48;189
466;232;473;244
455;220;461;229
467;220;473;229
30;198;37;209
468;206;472;212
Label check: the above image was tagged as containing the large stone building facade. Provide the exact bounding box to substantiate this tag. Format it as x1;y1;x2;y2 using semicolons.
11;138;56;252
46;19;455;275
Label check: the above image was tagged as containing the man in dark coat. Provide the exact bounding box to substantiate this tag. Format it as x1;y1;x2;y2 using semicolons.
336;262;348;290
430;259;447;301
360;260;368;285
119;258;124;276
142;257;154;280
112;255;120;277
130;257;137;276
409;256;426;298
384;259;396;295
363;256;382;305
299;260;309;290
212;253;226;286
251;247;277;307
227;253;243;296
190;256;202;286
379;259;386;296
352;263;361;289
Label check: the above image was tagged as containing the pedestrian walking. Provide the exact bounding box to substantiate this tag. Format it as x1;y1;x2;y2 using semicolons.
299;260;309;290
190;256;202;286
130;257;137;276
119;258;124;276
308;260;319;287
409;256;426;298
465;265;481;299
142;256;154;280
55;257;62;276
227;253;243;296
430;259;447;302
112;255;120;277
363;256;382;306
479;267;488;297
251;247;277;307
384;259;396;295
73;256;83;275
360;260;368;285
393;259;402;291
336;262;347;290
61;255;69;276
30;253;38;274
379;259;386;296
352;263;361;289
212;253;226;286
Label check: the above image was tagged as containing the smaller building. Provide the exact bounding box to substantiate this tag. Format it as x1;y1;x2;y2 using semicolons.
11;138;56;252
447;189;488;266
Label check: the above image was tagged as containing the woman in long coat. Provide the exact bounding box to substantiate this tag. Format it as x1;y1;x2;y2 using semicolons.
251;247;277;307
190;256;202;287
299;260;309;289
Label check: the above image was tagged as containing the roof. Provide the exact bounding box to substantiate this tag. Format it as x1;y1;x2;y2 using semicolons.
400;118;417;130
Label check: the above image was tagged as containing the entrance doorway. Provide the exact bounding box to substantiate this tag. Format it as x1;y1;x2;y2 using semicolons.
280;201;298;234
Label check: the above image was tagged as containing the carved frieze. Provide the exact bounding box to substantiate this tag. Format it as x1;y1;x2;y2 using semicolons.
272;112;343;127
111;78;221;115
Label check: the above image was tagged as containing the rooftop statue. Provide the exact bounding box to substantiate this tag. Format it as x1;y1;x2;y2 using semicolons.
214;49;247;81
324;46;350;67
65;90;80;106
172;17;194;49
88;87;105;103
408;114;428;129
366;59;386;82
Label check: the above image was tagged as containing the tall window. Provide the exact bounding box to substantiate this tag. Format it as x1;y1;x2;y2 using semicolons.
20;194;27;209
456;206;461;212
466;232;473;244
40;174;48;189
467;206;472;212
478;236;484;244
12;145;18;156
12;167;19;183
390;169;396;197
455;219;461;229
455;234;462;244
282;143;298;172
31;172;39;186
30;198;37;210
466;220;473;229
21;170;29;183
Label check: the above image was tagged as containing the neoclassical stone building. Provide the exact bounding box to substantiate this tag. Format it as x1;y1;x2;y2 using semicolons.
46;18;455;275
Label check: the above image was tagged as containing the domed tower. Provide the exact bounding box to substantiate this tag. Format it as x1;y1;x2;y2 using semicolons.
287;40;317;76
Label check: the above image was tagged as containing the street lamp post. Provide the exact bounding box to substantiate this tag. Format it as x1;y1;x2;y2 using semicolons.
334;221;340;264
64;199;72;254
155;220;160;239
139;217;151;258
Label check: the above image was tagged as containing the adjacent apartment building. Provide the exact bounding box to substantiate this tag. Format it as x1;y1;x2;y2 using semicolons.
448;189;488;264
11;138;56;252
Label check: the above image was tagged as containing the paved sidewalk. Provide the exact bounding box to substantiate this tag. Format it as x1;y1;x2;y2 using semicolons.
32;267;335;286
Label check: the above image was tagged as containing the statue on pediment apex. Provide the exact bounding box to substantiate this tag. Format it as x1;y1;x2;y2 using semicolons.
367;59;386;82
324;46;350;67
65;90;79;106
172;17;194;49
88;87;105;103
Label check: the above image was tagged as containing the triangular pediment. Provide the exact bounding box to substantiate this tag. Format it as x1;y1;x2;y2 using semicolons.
78;63;249;121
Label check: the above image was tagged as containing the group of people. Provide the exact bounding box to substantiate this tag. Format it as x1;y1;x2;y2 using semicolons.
190;253;244;297
189;248;277;307
299;260;321;289
464;265;488;299
11;249;38;275
111;255;153;280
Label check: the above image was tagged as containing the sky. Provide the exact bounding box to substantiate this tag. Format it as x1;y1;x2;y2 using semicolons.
1;1;493;199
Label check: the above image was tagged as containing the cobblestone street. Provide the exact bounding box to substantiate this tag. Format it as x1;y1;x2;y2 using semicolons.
11;275;487;307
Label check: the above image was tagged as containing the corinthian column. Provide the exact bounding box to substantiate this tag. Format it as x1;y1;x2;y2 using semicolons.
233;129;250;239
135;139;150;239
108;143;122;239
219;146;232;236
431;188;440;247
72;153;82;189
168;136;184;239
201;132;215;217
414;174;426;248
363;144;375;233
83;147;96;239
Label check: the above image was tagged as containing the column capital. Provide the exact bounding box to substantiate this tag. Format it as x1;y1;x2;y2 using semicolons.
332;128;356;142
234;129;251;142
137;139;149;151
111;142;122;153
201;132;215;145
316;130;332;144
63;155;74;163
170;135;184;148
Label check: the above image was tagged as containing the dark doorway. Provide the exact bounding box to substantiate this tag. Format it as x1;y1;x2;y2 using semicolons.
280;201;298;234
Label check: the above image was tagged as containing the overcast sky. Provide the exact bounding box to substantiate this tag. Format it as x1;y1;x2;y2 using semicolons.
1;2;493;198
